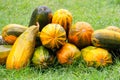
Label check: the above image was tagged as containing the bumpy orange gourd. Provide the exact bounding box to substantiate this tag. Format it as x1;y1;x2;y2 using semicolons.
2;24;27;44
81;46;112;67
57;43;81;65
68;22;94;49
52;9;72;36
40;23;66;49
6;25;39;69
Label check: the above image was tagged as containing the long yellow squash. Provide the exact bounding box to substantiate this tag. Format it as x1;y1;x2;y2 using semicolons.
6;25;39;69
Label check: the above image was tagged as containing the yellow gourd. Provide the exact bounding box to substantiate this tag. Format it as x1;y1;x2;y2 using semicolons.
6;25;39;69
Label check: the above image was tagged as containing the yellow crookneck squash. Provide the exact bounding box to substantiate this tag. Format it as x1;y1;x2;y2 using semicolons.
6;25;39;69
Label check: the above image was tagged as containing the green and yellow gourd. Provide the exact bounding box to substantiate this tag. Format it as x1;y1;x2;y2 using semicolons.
6;25;39;69
2;24;27;44
91;29;120;49
32;46;54;68
0;45;12;64
29;5;53;31
81;46;112;67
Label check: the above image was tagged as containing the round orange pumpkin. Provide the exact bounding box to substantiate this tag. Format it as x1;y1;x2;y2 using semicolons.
57;43;81;65
68;22;94;49
40;23;66;49
52;9;72;36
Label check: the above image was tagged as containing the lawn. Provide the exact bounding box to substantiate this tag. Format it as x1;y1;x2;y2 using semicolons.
0;0;120;80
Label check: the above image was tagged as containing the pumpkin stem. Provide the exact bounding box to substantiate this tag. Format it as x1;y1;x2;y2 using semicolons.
36;22;40;28
68;57;73;64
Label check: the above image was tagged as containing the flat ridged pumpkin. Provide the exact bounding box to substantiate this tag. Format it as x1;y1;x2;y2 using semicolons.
68;22;94;49
81;46;112;67
52;9;72;36
40;23;66;49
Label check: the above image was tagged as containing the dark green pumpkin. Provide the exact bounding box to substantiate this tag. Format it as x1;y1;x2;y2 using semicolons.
32;46;54;68
29;6;53;31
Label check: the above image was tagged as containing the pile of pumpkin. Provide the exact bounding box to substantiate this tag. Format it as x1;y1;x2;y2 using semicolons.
0;5;120;69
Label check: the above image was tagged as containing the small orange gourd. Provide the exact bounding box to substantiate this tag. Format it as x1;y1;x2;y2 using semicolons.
57;43;81;65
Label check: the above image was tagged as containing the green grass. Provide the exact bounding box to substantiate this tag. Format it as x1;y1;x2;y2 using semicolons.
0;0;120;80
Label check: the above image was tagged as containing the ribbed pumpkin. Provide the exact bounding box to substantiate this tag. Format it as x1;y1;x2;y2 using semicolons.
91;29;120;49
81;46;112;67
32;46;54;68
40;23;66;49
52;9;72;36
0;45;12;64
2;24;27;44
6;25;39;69
68;22;94;49
57;43;81;65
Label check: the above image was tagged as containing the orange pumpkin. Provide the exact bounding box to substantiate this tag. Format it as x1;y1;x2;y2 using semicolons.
40;23;66;49
52;9;72;36
57;43;81;65
68;22;94;49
